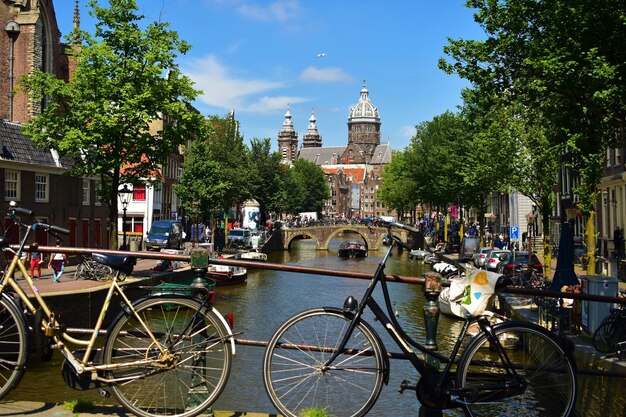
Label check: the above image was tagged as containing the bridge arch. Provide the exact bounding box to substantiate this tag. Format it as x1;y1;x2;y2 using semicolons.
326;227;371;251
284;231;321;251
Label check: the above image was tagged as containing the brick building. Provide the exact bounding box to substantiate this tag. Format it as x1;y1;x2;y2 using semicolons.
1;0;110;249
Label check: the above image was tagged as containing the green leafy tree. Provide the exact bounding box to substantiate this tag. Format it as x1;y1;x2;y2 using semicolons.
20;0;203;248
203;113;253;227
379;150;419;222
249;138;285;227
441;0;626;273
282;159;329;215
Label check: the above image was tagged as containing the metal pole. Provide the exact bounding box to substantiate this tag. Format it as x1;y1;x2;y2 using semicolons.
122;206;127;250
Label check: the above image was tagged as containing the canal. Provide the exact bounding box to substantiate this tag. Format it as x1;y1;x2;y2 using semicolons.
7;233;466;416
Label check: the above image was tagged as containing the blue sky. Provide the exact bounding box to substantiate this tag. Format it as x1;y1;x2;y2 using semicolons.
55;0;484;151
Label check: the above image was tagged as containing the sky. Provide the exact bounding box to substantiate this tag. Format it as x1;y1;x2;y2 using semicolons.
54;0;485;152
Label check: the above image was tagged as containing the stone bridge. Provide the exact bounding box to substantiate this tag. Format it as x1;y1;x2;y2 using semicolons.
265;225;410;252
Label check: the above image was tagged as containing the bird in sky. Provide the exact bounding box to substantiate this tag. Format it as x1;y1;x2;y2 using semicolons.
316;52;326;58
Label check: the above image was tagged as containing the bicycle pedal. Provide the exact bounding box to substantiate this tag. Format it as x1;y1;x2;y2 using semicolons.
398;379;416;393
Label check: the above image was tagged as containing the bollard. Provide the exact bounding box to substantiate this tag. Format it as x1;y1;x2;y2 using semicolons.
422;272;442;351
190;248;210;298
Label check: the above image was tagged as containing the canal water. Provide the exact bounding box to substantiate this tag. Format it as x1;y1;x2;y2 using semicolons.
6;233;466;416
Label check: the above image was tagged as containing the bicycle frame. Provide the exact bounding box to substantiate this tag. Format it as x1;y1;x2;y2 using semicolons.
0;222;216;385
321;228;520;406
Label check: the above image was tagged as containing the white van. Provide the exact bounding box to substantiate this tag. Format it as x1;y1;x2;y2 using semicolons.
228;228;251;248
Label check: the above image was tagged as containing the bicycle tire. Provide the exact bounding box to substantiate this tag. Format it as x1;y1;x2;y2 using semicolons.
456;321;576;417
0;294;29;399
593;315;626;354
103;297;232;417
73;262;87;280
263;308;386;417
95;264;114;281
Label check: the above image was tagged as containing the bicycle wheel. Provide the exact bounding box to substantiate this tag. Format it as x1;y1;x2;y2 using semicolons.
456;321;576;417
94;263;113;281
0;294;29;399
593;315;625;354
263;308;386;417
103;297;232;417
73;262;87;280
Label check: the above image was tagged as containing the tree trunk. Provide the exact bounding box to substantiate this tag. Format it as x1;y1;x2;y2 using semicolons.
586;212;596;275
542;219;551;279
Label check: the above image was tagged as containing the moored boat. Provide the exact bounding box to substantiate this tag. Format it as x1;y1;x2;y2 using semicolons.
207;264;247;285
237;250;268;262
409;249;430;260
337;241;368;258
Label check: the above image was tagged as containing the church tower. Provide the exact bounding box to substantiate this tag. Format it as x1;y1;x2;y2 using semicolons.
301;111;322;148
344;82;381;163
277;108;298;163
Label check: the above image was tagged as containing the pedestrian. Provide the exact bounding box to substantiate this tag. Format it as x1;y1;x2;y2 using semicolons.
48;239;68;283
27;242;43;279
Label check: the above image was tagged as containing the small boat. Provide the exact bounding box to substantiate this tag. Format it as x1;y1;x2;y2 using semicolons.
409;249;430;260
237;250;268;262
432;262;458;277
207;264;247;285
337;241;368;258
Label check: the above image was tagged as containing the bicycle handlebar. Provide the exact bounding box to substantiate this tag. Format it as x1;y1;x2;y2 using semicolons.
6;202;70;236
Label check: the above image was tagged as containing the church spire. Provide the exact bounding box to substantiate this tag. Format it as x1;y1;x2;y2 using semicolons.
302;110;322;148
73;0;80;31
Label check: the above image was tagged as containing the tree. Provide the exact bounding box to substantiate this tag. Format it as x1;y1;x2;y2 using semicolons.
379;150;419;222
20;0;203;248
248;138;284;227
203;113;253;226
282;159;330;215
441;0;626;273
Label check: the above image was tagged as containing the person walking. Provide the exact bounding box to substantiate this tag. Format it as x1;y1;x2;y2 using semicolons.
27;242;43;279
48;239;68;283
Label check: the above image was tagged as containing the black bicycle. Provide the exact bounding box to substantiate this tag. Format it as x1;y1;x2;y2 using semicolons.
262;221;577;417
592;292;626;355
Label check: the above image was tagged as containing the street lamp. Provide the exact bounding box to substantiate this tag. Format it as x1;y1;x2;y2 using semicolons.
526;212;536;254
118;184;133;250
5;20;20;121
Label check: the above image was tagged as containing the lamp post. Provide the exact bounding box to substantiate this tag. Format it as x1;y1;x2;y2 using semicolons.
118;184;133;250
5;21;20;121
526;212;536;254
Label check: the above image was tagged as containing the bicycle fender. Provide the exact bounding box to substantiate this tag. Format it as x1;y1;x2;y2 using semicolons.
211;306;236;356
324;306;390;385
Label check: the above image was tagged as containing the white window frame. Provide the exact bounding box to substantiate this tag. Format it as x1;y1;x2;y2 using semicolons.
4;170;20;201
34;173;49;202
82;179;90;205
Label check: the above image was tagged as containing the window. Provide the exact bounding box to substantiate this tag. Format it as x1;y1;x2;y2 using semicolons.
616;147;621;166
5;170;20;200
34;174;49;202
95;180;102;205
133;184;146;201
82;179;90;205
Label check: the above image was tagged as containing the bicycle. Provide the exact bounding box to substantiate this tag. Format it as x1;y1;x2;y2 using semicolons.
74;255;115;281
0;202;234;417
262;221;577;417
592;292;626;354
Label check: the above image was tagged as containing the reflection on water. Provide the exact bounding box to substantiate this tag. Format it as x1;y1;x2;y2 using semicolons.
6;232;466;416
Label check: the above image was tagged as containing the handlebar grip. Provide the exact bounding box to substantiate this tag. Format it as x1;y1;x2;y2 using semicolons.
14;207;34;217
50;225;70;235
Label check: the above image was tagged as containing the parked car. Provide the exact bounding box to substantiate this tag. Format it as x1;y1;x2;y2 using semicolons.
486;249;511;272
472;247;493;268
459;237;481;262
145;220;183;251
498;251;543;276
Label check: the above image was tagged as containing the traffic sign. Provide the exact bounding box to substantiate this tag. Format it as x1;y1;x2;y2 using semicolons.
510;226;519;240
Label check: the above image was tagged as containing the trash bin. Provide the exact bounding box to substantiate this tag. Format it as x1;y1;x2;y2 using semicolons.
581;275;618;335
129;236;138;252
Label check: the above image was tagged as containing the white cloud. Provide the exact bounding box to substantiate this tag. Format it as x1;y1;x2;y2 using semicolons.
299;66;352;83
400;125;417;140
236;1;302;22
182;55;307;113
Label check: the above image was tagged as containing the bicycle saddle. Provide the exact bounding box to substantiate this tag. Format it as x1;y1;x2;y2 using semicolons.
495;275;512;291
92;253;136;275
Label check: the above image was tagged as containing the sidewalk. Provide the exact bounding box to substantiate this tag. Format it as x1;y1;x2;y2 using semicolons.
0;401;273;417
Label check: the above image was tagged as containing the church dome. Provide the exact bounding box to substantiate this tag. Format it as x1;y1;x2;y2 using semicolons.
348;83;380;124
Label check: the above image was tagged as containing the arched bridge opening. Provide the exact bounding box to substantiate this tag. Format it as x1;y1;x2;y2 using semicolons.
278;226;408;252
